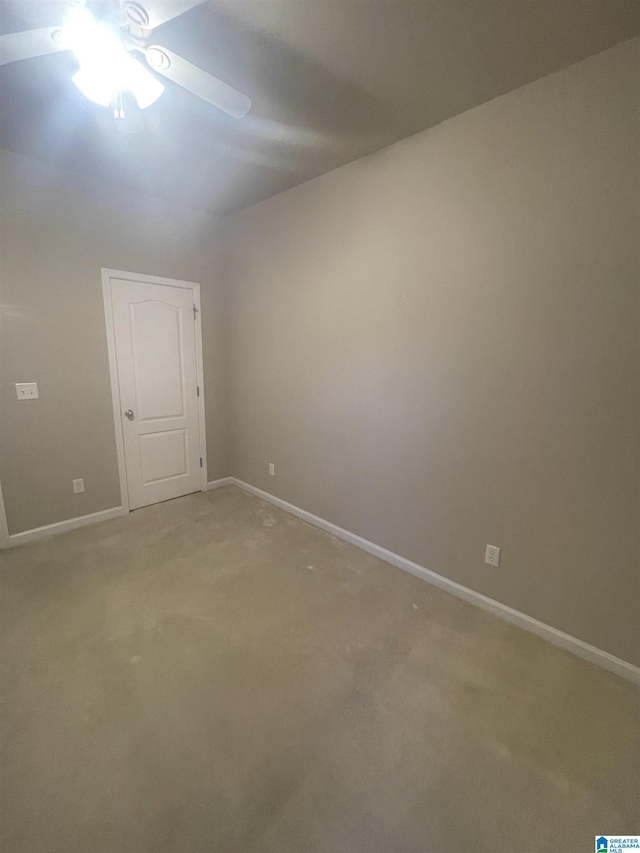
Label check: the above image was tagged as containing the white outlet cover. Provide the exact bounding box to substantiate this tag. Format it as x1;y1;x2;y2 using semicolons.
72;478;85;494
15;382;38;400
485;544;501;567
268;463;275;476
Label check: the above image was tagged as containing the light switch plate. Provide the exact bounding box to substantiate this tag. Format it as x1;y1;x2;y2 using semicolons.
16;383;38;400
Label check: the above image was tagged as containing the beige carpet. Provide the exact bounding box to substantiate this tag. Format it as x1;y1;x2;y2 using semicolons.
1;486;637;852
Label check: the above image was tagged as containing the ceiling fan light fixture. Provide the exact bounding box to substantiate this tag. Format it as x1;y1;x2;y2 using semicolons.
125;57;164;108
63;5;163;109
72;66;114;107
71;57;162;110
72;56;163;109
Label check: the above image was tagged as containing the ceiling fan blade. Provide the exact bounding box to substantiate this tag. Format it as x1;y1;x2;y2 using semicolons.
0;27;67;67
144;45;251;119
121;0;206;30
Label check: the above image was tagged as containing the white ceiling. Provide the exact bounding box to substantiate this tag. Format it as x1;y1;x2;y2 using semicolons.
1;0;638;212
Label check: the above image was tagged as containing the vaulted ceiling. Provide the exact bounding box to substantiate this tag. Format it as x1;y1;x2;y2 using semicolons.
1;0;638;212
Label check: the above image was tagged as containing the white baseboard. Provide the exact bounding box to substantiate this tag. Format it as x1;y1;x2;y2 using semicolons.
5;506;127;548
230;478;640;686
2;481;232;548
3;479;238;547
205;478;235;490
4;479;234;545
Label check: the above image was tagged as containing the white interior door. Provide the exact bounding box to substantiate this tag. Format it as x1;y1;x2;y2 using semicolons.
110;277;202;510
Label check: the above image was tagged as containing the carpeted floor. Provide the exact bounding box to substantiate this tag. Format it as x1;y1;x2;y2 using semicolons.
1;486;637;852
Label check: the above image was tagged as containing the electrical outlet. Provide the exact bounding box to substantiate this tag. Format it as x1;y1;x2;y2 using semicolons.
485;544;501;567
72;478;85;494
15;382;38;400
268;463;275;476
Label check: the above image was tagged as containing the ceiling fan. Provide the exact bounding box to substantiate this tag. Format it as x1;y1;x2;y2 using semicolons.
0;0;252;132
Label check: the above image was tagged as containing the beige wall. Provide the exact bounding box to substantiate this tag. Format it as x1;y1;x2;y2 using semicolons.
0;149;230;535
223;40;640;665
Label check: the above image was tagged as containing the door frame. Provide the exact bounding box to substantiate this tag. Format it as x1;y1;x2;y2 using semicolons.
101;268;208;513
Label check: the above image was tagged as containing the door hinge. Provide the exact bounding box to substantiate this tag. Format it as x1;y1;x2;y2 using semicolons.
193;304;198;320
197;385;200;397
200;457;203;468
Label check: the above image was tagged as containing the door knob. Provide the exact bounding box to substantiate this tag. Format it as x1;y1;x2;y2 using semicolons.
124;409;134;420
